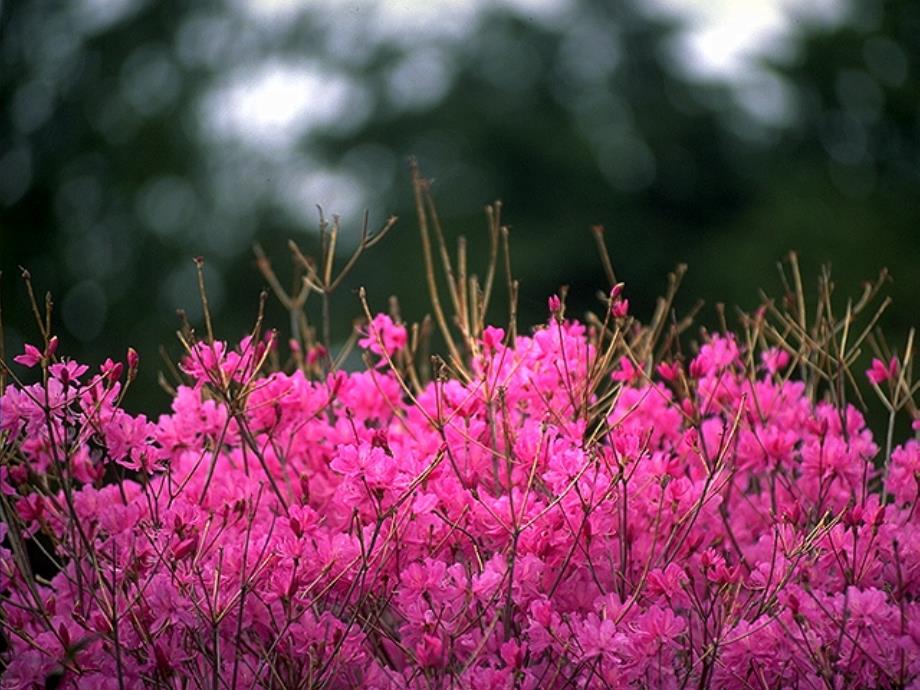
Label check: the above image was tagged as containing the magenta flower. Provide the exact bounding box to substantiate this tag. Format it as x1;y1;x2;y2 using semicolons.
359;313;408;357
866;356;898;384
12;343;42;368
1;306;920;688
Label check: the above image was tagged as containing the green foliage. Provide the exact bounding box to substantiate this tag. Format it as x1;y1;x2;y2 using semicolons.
1;0;917;413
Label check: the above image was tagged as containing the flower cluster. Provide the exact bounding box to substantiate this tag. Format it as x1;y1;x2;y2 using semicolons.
2;307;920;689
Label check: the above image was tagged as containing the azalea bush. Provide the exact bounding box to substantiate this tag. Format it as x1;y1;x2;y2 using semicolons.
2;173;920;689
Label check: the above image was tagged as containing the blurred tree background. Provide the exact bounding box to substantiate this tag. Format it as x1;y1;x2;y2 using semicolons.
1;0;918;413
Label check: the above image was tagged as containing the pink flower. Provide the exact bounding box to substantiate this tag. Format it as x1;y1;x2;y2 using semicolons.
3;310;920;687
126;346;139;371
359;314;408;357
611;355;643;382
761;347;790;375
689;335;740;378
656;361;681;382
171;534;198;560
610;298;629;319
307;344;327;364
13;343;42;368
646;564;689;602
866;356;898;384
500;640;526;669
330;442;397;486
886;440;920;504
576;613;624;659
49;360;89;384
481;325;505;351
100;357;123;383
415;634;443;668
16;494;43;528
633;605;686;644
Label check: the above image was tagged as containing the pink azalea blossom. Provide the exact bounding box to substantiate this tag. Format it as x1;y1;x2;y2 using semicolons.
867;356;898;384
1;310;919;689
12;343;42;368
359;314;408;357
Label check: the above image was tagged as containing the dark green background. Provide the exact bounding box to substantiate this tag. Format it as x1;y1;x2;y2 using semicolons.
1;0;918;413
